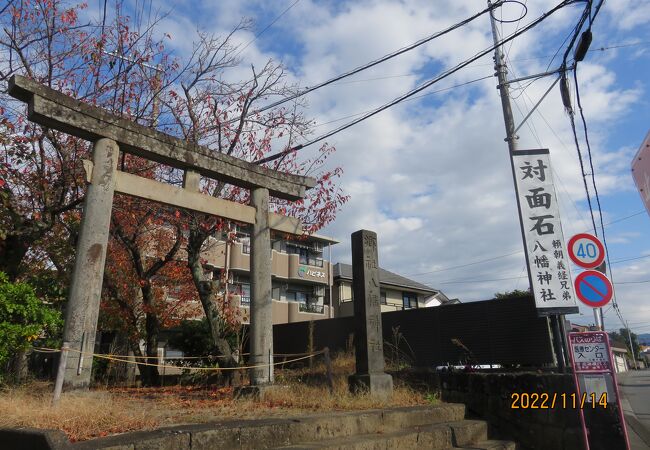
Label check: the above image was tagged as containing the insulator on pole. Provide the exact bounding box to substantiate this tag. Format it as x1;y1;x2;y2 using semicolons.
574;30;592;62
560;72;572;113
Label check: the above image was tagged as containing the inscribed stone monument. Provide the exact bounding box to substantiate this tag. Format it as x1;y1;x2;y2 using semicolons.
348;229;393;398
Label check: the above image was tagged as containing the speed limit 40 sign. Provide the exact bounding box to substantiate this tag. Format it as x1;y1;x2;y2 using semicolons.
568;233;605;269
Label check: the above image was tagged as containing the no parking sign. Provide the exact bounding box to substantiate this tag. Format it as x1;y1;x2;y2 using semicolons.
574;270;613;308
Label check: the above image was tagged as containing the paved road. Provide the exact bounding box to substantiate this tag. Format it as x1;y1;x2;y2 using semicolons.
618;369;650;450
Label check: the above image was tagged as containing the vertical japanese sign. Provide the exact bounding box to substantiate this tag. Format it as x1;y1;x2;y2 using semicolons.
512;149;578;314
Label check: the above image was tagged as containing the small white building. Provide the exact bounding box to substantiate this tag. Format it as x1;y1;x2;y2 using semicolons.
611;344;629;373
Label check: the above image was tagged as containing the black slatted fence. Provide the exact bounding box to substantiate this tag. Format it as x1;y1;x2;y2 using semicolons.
273;296;554;368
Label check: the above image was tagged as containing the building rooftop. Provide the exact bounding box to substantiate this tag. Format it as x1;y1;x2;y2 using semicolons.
333;262;437;294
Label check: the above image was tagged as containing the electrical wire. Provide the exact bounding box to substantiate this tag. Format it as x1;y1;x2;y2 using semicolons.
563;0;628;331
236;0;302;56
417;252;650;286
227;0;507;127
322;40;649;90
307;75;493;131
256;0;578;165
406;210;646;280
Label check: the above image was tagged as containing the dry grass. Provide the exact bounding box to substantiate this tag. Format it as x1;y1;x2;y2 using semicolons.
0;354;435;442
0;382;159;441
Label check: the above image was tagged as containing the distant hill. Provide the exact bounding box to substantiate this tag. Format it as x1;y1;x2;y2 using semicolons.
639;333;650;346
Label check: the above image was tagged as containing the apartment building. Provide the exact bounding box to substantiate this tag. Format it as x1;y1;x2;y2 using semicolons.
199;227;339;324
166;228;451;325
330;262;451;317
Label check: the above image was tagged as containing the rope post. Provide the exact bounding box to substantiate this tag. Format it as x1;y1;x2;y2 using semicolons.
161;357;165;387
323;347;334;395
52;342;70;405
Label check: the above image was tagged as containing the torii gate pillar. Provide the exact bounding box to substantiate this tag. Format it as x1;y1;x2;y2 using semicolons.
61;138;118;390
249;187;273;384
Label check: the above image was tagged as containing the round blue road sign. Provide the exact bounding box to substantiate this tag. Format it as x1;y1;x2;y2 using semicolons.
574;270;613;308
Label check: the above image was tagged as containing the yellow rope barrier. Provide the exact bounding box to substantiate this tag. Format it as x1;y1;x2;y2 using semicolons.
32;347;325;372
32;347;318;360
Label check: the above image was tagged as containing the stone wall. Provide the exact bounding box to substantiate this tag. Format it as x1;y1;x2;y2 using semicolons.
400;370;627;450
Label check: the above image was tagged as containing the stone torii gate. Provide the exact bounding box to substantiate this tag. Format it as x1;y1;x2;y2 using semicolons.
8;75;315;390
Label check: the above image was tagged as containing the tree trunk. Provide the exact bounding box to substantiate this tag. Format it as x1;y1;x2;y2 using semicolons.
0;235;32;281
141;284;160;386
8;349;30;384
187;228;237;384
130;342;150;387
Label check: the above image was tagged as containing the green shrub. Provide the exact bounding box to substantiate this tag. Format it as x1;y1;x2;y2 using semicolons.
0;272;61;380
168;318;214;356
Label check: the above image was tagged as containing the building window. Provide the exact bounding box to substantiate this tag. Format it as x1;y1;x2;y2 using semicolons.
296;291;308;303
287;244;316;265
380;290;387;304
236;283;251;306
298;248;309;264
287;290;310;304
402;292;417;309
308;256;324;267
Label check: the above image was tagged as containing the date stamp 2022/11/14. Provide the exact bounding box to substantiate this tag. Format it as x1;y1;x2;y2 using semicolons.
510;392;607;409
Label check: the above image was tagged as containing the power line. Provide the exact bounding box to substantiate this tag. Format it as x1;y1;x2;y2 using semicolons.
231;1;505;126
616;279;650;285
438;275;527;285
466;40;650;68
237;0;302;56
565;0;624;331
609;254;650;265
422;258;650;287
256;0;578;165
501;45;592;232
408;251;523;277
307;75;493;130
326;41;650;88
407;209;645;279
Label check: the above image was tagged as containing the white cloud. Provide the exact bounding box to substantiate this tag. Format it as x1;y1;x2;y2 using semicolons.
111;0;650;329
604;0;650;30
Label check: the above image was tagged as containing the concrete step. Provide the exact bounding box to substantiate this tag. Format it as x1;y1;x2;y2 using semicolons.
73;403;467;449
275;420;489;450
451;439;518;450
238;404;467;450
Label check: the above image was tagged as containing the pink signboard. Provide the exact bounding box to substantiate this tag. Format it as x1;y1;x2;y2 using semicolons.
632;130;650;216
568;332;630;450
569;331;612;372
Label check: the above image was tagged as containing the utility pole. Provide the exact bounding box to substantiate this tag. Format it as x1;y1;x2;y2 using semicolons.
488;0;568;370
626;321;638;370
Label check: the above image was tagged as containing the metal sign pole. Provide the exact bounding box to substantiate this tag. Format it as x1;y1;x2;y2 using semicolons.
567;341;591;450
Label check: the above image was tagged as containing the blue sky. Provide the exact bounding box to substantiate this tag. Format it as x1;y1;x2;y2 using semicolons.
92;0;650;333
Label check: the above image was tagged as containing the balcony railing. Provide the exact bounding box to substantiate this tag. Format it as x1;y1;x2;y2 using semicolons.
299;303;324;314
